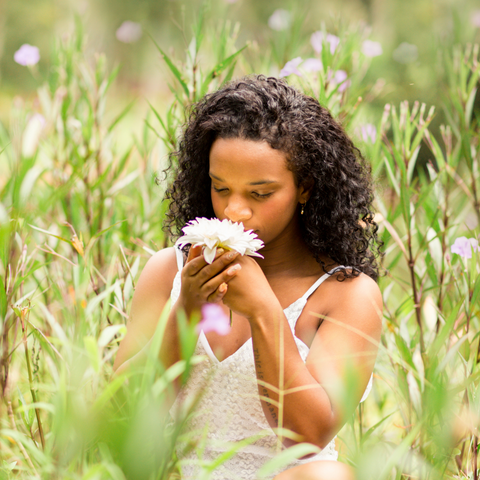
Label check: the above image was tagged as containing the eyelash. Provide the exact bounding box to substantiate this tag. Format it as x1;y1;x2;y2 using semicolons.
212;186;273;199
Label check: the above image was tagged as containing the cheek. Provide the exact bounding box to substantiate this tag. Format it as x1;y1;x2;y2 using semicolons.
211;192;223;217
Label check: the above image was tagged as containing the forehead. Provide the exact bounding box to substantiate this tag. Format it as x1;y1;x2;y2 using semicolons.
209;138;292;181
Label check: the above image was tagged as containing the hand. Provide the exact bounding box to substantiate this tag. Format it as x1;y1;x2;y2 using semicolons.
221;255;280;321
177;245;241;317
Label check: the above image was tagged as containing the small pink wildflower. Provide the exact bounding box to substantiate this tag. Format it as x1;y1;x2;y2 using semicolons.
451;236;479;259
310;31;339;54
360;124;377;143
116;21;142;43
331;70;351;92
302;58;323;72
197;304;231;335
279;57;303;78
14;44;40;66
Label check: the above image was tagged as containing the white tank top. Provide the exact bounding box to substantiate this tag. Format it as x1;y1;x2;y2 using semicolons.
170;249;372;479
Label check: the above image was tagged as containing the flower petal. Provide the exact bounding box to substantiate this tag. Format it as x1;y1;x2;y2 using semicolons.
197;304;231;335
203;246;217;264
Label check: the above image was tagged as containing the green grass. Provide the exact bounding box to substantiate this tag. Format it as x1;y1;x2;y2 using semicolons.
1;13;480;480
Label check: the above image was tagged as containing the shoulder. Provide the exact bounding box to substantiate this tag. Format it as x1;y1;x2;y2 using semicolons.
134;247;180;304
320;272;383;329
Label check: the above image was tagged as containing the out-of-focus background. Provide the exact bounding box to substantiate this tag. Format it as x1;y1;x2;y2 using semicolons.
2;0;480;127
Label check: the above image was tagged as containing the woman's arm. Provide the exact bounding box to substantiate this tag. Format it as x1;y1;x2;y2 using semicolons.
113;247;180;373
113;246;241;376
223;258;383;448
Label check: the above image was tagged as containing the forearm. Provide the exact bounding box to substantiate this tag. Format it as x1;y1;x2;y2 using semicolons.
250;308;338;448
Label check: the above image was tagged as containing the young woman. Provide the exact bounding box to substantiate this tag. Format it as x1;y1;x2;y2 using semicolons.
114;75;383;480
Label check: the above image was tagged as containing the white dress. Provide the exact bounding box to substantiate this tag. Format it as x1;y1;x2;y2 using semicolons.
170;249;372;479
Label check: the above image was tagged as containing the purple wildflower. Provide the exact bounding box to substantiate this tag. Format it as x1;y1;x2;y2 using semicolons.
360;124;377;143
310;31;339;54
302;58;323;73
14;44;40;66
116;21;142;43
197;304;231;335
451;236;479;259
362;40;383;57
331;70;351;92
268;9;291;31
279;57;303;78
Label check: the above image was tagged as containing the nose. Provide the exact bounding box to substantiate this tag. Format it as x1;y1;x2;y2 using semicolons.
224;197;252;224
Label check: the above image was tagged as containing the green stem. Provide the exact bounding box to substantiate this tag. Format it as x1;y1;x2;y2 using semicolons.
21;314;45;450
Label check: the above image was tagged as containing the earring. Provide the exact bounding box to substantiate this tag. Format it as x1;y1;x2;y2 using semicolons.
300;202;306;215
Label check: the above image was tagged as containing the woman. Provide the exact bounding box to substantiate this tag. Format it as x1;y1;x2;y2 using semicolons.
114;75;383;479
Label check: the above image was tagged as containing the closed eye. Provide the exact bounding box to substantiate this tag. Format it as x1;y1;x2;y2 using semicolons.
252;192;273;199
212;186;228;193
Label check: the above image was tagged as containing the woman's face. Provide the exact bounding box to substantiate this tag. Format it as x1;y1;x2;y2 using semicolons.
209;137;309;246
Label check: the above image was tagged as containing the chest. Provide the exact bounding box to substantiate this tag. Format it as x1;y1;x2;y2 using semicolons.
204;277;330;362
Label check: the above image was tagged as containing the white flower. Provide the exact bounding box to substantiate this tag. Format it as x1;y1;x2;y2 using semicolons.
175;217;264;264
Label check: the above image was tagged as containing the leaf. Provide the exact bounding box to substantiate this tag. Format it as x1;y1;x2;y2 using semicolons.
0;276;7;320
199;45;248;97
97;324;127;348
106;170;139;196
470;273;480;306
149;35;190;98
107;99;136;133
28;224;70;244
17;387;34;429
256;443;321;478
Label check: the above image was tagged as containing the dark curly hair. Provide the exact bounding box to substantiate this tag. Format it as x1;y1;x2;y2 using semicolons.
163;75;382;281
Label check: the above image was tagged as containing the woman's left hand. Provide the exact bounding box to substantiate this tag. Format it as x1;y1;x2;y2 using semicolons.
221;255;280;320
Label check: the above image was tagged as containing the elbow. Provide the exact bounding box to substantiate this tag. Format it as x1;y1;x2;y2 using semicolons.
280;419;338;458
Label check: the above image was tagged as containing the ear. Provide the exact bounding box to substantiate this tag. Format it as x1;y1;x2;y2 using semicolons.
298;179;314;204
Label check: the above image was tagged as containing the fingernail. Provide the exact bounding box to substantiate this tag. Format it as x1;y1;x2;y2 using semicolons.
227;251;237;260
227;264;241;275
216;248;225;256
219;282;227;293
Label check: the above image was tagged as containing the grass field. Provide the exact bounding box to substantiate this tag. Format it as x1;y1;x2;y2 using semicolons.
1;13;480;480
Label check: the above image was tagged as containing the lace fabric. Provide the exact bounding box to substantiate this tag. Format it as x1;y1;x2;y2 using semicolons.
169;256;372;479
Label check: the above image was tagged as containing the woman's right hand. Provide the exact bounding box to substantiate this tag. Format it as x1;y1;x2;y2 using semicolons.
177;245;241;316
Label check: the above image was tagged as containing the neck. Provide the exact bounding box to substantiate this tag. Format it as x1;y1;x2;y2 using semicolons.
255;223;319;277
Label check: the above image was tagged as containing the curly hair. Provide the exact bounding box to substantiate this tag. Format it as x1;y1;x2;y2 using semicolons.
163;75;383;281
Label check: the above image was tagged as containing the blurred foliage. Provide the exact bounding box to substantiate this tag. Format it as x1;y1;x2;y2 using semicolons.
2;0;480;116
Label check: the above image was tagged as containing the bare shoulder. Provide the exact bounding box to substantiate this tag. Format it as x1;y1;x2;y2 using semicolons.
135;246;179;297
321;272;383;329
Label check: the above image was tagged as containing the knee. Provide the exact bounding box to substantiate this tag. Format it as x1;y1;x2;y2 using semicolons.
273;460;355;480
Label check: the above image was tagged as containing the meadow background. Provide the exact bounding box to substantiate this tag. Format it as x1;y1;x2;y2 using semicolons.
1;0;480;478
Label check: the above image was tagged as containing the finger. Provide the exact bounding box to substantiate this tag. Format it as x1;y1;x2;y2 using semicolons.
196;250;240;285
184;246;229;277
202;263;241;296
207;282;228;303
184;245;210;276
186;245;203;264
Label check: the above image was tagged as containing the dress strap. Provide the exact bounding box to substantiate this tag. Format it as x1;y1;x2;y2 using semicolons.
301;266;347;301
175;246;185;271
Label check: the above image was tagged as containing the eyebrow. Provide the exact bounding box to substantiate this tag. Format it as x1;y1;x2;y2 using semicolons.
209;173;278;186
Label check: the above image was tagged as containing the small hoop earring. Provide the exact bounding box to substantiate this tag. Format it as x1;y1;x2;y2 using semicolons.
300;203;306;215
